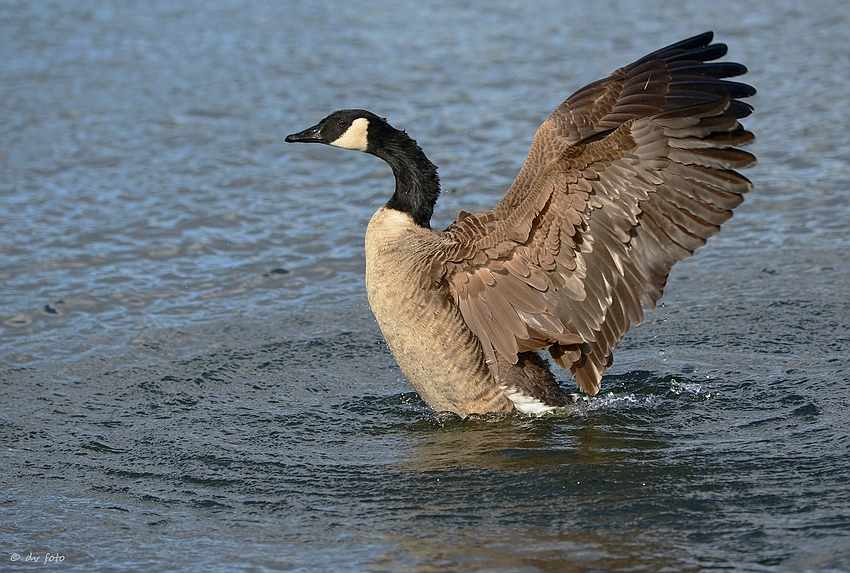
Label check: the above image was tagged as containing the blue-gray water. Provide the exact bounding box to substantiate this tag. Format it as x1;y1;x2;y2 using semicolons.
2;1;849;571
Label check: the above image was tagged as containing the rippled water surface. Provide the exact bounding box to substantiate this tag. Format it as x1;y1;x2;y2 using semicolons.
2;1;849;571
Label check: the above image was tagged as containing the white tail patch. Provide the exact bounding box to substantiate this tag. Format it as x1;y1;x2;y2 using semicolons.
330;117;369;151
501;385;556;415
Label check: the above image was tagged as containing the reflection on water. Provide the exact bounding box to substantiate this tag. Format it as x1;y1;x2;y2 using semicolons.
2;0;850;571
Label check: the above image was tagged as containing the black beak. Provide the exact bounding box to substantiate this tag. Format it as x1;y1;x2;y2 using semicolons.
285;123;324;144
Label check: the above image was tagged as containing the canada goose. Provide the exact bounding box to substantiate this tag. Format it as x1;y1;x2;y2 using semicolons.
286;31;755;417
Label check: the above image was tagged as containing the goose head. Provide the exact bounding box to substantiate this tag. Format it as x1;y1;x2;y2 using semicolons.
285;109;384;152
286;110;441;228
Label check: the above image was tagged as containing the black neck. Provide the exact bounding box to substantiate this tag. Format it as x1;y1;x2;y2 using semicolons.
369;127;440;228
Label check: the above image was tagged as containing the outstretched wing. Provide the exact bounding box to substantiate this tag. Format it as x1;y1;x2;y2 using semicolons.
441;33;755;394
495;31;755;219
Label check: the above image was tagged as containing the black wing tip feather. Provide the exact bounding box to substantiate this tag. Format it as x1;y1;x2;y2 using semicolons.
647;31;756;114
665;43;729;64
639;31;715;63
659;31;715;54
730;99;755;118
667;61;750;80
633;30;754;83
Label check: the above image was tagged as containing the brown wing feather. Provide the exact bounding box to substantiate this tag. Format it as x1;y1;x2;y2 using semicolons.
435;36;755;393
495;31;755;220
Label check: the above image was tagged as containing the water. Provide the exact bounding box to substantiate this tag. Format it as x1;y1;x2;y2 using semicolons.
2;0;849;571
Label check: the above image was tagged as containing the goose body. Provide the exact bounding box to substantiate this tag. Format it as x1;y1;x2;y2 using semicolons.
365;206;515;414
286;32;756;417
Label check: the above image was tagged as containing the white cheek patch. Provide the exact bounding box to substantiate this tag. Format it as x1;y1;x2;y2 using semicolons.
329;117;369;151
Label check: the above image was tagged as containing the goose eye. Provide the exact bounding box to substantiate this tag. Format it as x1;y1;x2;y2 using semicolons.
336;118;346;127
